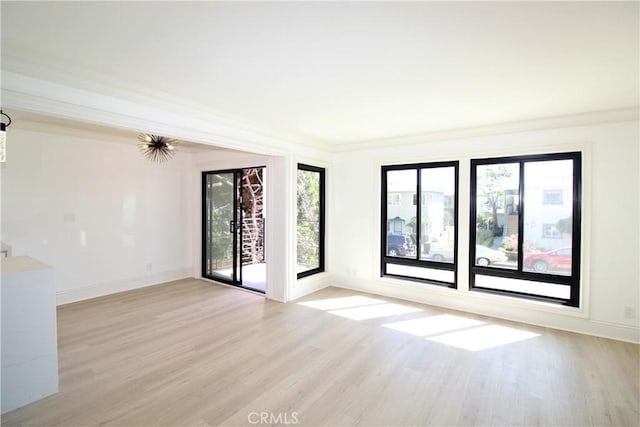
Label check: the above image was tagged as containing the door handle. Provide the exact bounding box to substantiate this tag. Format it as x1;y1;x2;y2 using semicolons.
230;220;235;233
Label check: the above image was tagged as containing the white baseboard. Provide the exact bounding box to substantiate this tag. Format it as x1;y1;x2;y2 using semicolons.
290;272;332;301
56;268;193;305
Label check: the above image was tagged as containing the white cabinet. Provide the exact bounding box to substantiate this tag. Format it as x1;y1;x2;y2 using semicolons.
1;256;58;413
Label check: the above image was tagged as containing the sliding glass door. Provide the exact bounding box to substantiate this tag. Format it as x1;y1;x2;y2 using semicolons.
202;167;265;293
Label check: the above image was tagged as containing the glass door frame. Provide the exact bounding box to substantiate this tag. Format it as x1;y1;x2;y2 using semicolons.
201;167;266;294
202;169;242;286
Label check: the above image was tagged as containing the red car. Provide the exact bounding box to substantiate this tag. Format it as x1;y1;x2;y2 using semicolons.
524;247;572;273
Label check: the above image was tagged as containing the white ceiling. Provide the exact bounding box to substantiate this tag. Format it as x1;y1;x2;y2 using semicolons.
2;1;638;146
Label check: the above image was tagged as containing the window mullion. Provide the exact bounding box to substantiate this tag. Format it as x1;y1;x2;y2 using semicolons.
517;160;525;272
415;167;421;261
381;169;389;276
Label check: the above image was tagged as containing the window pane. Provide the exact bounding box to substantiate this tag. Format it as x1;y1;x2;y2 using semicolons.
386;263;455;283
475;163;519;269
297;169;321;274
523;160;573;276
475;275;570;299
421;167;455;263
386;169;417;258
204;173;235;280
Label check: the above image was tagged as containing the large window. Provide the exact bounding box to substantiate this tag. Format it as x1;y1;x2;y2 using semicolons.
297;164;325;278
381;162;458;287
470;152;581;306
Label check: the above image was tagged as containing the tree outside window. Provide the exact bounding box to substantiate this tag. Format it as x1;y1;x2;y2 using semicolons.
297;165;325;278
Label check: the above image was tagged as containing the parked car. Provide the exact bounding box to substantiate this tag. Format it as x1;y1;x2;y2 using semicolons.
428;247;454;262
428;245;507;266
387;234;415;257
524;247;572;272
475;245;508;266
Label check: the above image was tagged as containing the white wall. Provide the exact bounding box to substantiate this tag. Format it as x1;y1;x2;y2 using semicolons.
1;123;194;304
330;120;639;343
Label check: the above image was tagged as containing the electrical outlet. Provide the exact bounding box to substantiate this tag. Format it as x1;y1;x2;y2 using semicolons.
623;306;636;320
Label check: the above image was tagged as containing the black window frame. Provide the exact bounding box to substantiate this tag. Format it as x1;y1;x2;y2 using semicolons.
296;163;326;279
469;152;582;307
381;161;459;288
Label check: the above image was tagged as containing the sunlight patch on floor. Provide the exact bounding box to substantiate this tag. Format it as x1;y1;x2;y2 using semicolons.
383;315;540;351
298;295;422;320
427;324;540;351
327;303;422;321
383;314;485;336
297;295;387;311
300;294;541;352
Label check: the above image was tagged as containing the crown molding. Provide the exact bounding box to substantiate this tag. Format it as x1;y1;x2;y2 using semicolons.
7;112;227;155
10;113;139;147
1;54;329;153
1;71;301;156
330;107;640;152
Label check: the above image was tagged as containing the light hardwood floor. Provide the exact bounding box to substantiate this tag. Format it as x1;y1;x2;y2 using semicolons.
2;279;638;426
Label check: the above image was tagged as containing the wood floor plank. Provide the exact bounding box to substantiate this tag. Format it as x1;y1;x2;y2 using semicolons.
2;279;638;426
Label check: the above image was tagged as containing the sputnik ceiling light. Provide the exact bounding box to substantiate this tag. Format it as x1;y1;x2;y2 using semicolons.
0;110;12;163
137;133;177;163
